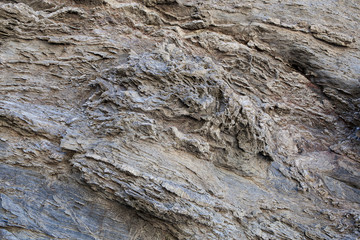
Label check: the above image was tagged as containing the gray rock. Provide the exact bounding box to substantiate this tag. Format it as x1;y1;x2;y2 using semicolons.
0;0;359;239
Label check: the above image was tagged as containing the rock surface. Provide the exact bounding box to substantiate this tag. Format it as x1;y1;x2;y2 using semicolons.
0;0;359;239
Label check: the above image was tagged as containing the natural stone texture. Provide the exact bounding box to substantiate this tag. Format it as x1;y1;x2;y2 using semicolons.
0;0;359;239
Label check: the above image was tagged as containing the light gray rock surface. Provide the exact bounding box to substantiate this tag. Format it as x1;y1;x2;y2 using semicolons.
0;0;359;239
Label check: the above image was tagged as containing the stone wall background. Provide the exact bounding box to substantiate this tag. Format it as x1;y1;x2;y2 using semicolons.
0;0;359;239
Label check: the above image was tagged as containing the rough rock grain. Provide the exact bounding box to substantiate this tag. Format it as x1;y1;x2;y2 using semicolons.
0;0;359;239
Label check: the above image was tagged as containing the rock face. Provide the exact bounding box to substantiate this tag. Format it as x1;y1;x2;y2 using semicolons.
0;0;359;239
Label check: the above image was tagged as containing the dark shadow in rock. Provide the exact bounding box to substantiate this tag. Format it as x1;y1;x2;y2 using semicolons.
287;46;360;125
73;0;105;6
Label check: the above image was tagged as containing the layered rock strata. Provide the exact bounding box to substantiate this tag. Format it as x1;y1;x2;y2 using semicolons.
0;0;359;239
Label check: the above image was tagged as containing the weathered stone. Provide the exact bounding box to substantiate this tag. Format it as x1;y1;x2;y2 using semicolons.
0;0;359;239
